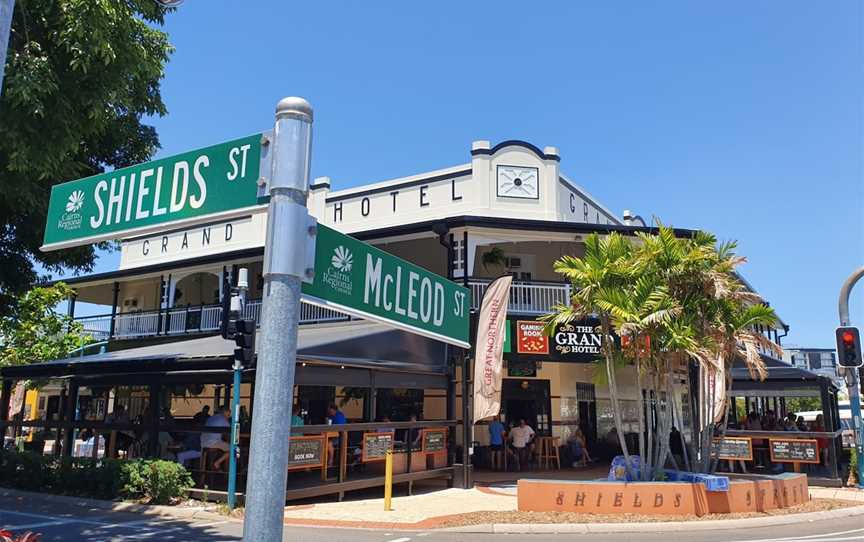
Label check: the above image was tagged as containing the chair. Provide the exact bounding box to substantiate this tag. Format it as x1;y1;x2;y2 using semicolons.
198;447;227;488
536;436;561;469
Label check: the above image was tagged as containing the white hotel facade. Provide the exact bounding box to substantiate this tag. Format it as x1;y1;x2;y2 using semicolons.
56;139;788;447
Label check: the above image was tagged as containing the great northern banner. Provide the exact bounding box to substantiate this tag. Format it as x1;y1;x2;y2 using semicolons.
472;275;512;424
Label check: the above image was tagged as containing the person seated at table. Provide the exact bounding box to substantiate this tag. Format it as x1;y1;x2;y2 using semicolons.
407;414;424;449
326;403;346;466
201;406;231;470
104;405;134;455
568;427;592;467
488;415;506;471
291;405;304;426
509;419;535;472
176;430;202;467
377;416;395;434
192;405;210;425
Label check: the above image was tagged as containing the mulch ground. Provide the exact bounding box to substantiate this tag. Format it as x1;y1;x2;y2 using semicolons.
430;498;859;527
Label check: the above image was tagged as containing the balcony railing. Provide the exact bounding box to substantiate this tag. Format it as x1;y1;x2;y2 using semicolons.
76;279;575;342
77;299;348;341
467;278;572;315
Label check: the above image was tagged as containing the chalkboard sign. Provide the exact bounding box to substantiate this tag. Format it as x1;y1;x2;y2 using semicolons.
769;438;820;464
361;432;394;462
287;435;325;470
712;437;753;461
422;428;447;454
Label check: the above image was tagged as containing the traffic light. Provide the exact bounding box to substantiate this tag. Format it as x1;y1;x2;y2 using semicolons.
234;318;256;368
836;326;863;368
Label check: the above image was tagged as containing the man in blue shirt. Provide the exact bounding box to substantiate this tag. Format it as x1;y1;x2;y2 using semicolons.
488;415;506;471
328;403;347;424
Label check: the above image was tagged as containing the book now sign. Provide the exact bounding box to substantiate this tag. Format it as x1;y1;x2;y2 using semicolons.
41;133;266;251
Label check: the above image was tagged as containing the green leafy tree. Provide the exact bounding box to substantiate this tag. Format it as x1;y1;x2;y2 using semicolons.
0;283;92;367
0;0;173;313
544;225;780;478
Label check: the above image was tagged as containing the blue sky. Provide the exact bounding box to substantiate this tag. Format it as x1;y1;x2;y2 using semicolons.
75;1;863;348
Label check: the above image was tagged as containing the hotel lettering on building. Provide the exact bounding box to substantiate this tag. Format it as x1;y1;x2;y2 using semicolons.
17;140;789;451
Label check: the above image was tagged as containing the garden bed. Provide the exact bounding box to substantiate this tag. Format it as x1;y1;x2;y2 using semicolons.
434;498;857;527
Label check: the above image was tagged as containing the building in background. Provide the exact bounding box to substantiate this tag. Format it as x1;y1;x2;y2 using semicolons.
783;347;842;388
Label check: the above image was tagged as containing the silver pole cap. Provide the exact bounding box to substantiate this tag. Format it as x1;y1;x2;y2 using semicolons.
276;96;313;122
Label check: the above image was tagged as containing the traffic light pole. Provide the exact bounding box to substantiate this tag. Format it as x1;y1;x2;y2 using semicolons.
242;98;314;541
838;265;864;489
227;271;247;511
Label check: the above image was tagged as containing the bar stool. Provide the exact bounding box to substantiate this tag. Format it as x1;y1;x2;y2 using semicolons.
536;436;561;469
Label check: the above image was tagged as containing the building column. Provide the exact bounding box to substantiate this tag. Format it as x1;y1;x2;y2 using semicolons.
147;382;160;457
108;281;120;339
67;293;77;319
0;380;11;440
61;380;79;458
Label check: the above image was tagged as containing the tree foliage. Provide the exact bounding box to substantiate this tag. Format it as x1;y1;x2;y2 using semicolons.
544;224;781;477
0;283;92;367
0;0;173;313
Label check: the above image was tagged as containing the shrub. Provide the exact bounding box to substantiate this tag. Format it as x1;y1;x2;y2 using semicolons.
0;451;191;504
120;459;193;505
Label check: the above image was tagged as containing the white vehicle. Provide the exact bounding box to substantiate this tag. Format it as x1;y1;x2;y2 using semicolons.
798;401;853;448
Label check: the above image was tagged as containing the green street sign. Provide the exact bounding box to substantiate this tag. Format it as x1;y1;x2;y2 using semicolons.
302;224;471;348
41;133;265;251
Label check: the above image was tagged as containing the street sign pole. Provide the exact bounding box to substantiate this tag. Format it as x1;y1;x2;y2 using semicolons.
243;97;314;540
838;266;864;489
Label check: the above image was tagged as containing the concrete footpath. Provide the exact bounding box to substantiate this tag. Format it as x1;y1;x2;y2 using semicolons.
2;485;864;534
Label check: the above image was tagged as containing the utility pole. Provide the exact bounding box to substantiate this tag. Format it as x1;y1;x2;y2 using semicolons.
838;266;864;489
242;97;314;541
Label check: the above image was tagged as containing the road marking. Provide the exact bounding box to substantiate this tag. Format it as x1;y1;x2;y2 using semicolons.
730;528;864;542
386;538;411;542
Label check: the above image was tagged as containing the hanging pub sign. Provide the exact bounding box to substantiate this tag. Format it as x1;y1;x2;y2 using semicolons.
511;318;604;363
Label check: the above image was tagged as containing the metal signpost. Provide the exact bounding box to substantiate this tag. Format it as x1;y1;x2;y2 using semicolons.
838;266;864;489
243;98;315;541
41;133;268;251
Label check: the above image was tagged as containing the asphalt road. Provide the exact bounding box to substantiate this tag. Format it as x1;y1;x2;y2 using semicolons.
1;493;863;541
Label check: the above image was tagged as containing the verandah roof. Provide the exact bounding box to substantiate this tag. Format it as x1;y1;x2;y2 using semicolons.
0;320;447;380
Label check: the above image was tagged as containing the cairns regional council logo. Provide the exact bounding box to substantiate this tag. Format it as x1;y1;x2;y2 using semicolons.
57;190;85;231
323;245;353;296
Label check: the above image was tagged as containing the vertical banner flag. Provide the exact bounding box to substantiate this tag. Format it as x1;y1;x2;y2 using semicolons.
472;275;512;424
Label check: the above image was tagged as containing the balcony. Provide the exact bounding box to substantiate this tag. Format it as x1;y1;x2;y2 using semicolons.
467;278;572;315
75;280;574;342
76;300;348;341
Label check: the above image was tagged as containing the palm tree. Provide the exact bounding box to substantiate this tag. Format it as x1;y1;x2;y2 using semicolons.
546;225;780;478
542;232;640;477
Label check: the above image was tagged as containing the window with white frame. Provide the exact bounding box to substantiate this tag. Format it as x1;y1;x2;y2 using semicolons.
452;238;465;278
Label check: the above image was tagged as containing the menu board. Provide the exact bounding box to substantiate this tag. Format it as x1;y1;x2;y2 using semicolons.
769;438;820;464
712;437;753;461
422;428;447;454
287;435;325;470
361;432;394;462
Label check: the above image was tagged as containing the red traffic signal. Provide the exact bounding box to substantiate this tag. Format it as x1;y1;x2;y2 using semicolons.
836;326;863;368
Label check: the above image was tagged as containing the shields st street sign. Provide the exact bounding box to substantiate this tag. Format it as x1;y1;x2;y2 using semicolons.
41;133;266;251
302;224;471;348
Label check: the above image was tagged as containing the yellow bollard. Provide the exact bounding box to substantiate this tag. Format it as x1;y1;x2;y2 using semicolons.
384;448;393;511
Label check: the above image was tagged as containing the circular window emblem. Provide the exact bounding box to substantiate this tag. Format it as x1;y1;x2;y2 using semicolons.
66;190;85;213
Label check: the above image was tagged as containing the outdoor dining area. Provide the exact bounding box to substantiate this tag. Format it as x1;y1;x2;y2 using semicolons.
0;322;463;502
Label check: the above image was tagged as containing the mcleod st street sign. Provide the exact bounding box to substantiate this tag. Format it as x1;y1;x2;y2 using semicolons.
41;133;266;251
302;224;471;348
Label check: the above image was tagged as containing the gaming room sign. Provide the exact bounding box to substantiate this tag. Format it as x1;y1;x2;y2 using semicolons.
512;319;604;363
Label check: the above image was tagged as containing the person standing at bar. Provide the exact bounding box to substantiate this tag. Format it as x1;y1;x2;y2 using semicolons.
488;415;506;471
509;419;535;472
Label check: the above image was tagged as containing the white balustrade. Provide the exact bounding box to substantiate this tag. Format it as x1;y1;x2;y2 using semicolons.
468;279;572;315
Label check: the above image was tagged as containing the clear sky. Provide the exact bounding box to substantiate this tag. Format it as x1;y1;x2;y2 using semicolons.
72;1;863;348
